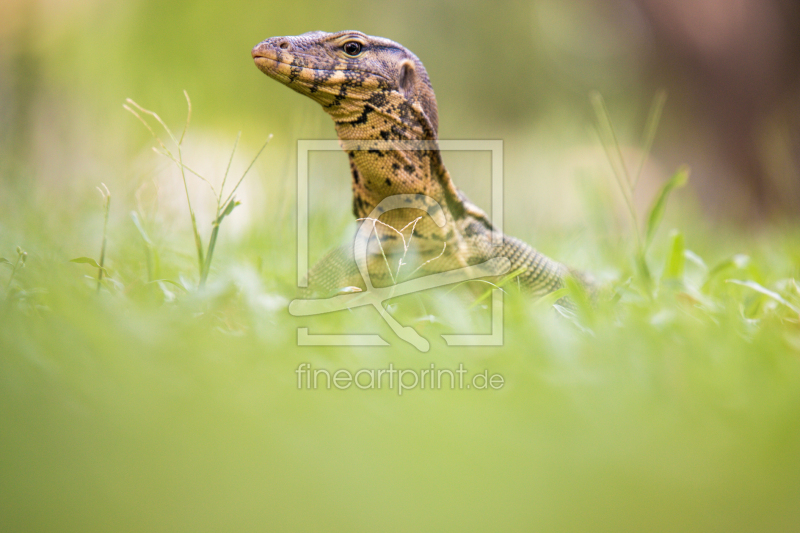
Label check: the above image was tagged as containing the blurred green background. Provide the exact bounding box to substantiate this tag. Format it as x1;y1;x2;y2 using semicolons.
2;1;800;531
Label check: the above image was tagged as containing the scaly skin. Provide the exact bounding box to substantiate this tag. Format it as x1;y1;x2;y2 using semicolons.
252;30;574;297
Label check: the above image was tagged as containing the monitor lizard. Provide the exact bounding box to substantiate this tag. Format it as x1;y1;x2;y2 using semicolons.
252;30;586;298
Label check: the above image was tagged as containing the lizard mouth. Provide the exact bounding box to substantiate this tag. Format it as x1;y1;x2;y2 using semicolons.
252;56;277;71
251;45;281;68
251;48;314;79
252;50;288;80
251;44;392;84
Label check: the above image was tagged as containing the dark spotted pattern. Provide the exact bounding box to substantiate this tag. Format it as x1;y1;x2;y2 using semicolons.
253;31;584;296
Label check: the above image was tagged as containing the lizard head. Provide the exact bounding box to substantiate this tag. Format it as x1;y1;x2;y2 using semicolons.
252;31;439;137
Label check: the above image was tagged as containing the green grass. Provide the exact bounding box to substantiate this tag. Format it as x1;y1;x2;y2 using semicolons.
1;97;800;532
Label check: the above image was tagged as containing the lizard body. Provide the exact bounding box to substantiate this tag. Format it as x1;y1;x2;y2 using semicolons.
252;31;575;297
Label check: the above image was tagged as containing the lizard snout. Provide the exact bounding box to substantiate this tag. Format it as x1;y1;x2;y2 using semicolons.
251;44;269;59
252;38;291;59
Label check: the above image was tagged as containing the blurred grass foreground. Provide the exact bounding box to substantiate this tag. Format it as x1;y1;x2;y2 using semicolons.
2;1;800;532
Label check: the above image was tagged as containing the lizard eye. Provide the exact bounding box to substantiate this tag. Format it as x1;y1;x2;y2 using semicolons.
343;41;362;57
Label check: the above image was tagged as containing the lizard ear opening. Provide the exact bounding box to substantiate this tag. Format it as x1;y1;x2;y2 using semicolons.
398;60;417;99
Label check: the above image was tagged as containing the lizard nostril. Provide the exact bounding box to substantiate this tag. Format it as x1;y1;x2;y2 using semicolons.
279;41;290;50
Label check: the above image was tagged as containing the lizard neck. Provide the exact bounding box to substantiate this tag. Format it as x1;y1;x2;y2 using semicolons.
329;96;458;221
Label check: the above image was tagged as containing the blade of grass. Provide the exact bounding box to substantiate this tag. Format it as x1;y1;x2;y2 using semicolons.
683;249;707;272
131;211;157;282
591;91;641;249
221;134;273;209
125;98;179;145
5;248;26;292
178;90;192;145
633;90;667;190
199;199;240;288
705;254;750;283
146;279;188;292
531;286;570;311
70;257;105;270
219;131;241;205
126;93;271;289
152;147;218;198
96;183;111;292
126;96;205;276
726;279;800;314
663;230;685;281
565;275;595;326
468;266;527;309
644;166;689;250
